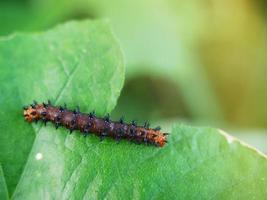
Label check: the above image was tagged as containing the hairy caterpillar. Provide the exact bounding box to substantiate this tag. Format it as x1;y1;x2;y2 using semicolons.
23;101;168;147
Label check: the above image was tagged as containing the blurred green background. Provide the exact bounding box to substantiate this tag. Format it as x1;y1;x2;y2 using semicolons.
1;0;267;152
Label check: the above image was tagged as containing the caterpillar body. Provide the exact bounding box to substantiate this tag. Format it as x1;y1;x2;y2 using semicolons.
23;101;168;147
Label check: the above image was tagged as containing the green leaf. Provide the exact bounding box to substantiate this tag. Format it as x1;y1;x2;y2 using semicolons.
1;16;267;199
0;19;124;196
10;124;267;199
0;164;9;200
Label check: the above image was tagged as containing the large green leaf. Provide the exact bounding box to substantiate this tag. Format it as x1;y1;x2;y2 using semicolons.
1;17;267;200
11;124;267;199
0;19;124;196
0;164;8;200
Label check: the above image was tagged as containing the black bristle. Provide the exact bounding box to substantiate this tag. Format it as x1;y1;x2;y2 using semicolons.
59;106;64;112
100;133;107;141
74;106;80;114
89;110;95;118
119;116;124;124
131;120;137;126
154;126;161;131
104;114;110;122
42;119;47;126
43;102;47;108
23;106;28;110
47;100;51;105
55;123;59;129
33;100;37;105
144;121;150;128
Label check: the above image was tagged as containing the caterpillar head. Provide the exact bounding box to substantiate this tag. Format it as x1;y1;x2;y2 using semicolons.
23;106;39;122
154;134;168;147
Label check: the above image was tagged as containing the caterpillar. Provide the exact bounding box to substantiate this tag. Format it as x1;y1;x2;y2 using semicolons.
23;101;168;147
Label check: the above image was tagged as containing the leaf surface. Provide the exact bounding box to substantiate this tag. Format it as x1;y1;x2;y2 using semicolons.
0;18;267;200
12;125;267;199
0;19;124;195
0;164;8;200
